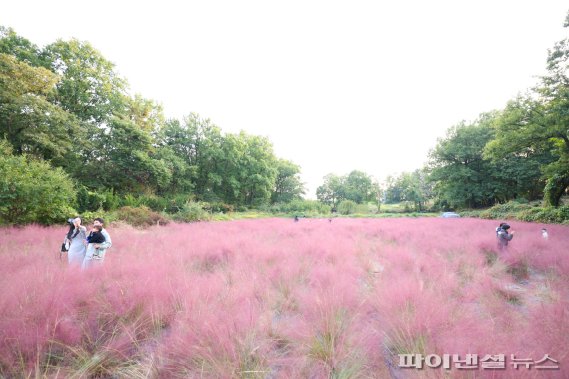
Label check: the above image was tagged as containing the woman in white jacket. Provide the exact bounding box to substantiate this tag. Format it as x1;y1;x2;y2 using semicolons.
65;217;87;267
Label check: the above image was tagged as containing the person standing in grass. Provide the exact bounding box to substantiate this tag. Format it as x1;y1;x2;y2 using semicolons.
66;217;87;267
82;217;112;269
496;222;514;251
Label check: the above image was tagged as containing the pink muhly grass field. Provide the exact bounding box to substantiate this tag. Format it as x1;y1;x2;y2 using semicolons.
0;218;568;378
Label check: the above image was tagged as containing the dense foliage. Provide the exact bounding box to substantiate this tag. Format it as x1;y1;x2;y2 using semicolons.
316;170;380;209
426;16;569;209
0;27;305;224
0;140;76;224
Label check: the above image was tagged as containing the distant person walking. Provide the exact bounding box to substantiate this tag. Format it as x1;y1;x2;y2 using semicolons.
496;223;514;251
82;218;112;270
541;228;549;240
66;217;87;267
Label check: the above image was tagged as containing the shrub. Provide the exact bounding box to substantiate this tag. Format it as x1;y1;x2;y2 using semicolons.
518;206;569;224
80;210;119;225
236;205;249;212
479;201;533;220
354;203;371;214
164;193;194;214
270;199;331;215
76;186;106;213
337;200;357;215
120;194;145;208
139;195;170;212
205;202;234;213
116;206;170;227
172;201;211;222
102;189;121;211
0;142;77;225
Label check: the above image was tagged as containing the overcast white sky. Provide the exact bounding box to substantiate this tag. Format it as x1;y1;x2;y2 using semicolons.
2;1;568;197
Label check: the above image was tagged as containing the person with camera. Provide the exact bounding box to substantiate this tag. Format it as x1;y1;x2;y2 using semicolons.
496;222;515;251
62;217;87;267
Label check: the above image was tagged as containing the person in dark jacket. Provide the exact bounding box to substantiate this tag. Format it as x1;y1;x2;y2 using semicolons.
496;223;514;250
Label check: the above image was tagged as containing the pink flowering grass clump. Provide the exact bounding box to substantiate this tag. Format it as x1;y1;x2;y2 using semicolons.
0;218;568;378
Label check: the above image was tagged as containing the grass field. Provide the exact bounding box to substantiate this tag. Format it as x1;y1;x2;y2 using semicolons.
0;218;567;378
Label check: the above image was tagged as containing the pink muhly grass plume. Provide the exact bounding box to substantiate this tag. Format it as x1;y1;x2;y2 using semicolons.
0;218;568;377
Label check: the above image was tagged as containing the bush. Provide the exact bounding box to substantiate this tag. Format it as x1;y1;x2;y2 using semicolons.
518;206;569;224
0;142;77;225
479;201;533;220
205;202;234;213
139;195;170;212
269;199;331;215
172;201;211;222
165;194;194;214
80;210;119;225
354;203;371;214
102;189;121;211
337;200;357;215
116;206;170;227
76;187;106;213
120;194;145;208
467;200;569;224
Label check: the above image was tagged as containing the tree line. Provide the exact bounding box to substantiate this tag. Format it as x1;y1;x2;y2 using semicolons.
319;12;569;212
2;11;568;225
0;26;305;224
426;12;569;209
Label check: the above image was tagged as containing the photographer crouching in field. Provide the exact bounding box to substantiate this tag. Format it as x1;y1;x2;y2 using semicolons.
496;222;514;251
81;218;112;270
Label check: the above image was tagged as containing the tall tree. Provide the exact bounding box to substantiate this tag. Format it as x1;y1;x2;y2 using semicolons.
271;159;305;203
0;26;42;66
0;53;84;167
483;96;555;201
41;39;128;124
343;170;374;204
233;132;278;206
485;14;569;206
316;174;345;208
157;114;224;198
428;117;502;208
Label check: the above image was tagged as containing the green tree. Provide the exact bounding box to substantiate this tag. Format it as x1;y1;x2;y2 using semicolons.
41;39;128;124
0;26;42;66
0;53;84;167
0;140;77;225
384;175;403;204
337;199;357;215
271;159;305;203
156;114;224;198
371;180;383;211
428;117;501;208
383;170;432;211
316;174;345;208
103;116;171;192
483;97;554;201
126;94;165;133
484;14;569;206
399;170;432;211
229;132;278;206
343;170;374;204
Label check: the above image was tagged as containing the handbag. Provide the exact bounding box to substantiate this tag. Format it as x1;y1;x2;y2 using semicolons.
61;239;70;252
